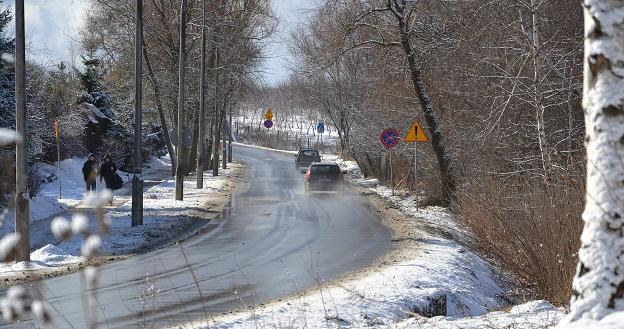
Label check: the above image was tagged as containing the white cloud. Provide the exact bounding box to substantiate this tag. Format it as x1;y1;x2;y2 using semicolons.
5;0;87;65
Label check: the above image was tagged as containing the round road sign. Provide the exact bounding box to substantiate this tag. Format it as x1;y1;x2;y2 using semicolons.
264;120;273;129
380;128;400;148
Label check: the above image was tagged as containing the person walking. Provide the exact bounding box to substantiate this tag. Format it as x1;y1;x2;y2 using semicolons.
82;153;99;192
100;154;119;191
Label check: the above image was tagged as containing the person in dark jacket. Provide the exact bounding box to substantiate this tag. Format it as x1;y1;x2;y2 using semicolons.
82;154;99;192
100;154;118;191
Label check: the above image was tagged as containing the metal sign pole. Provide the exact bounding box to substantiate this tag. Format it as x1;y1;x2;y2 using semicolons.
414;143;418;211
56;122;61;199
390;148;394;196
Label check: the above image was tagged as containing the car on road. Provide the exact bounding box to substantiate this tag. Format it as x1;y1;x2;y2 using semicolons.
294;148;321;170
303;162;345;195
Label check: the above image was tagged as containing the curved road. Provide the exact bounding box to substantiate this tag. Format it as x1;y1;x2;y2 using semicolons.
3;145;391;328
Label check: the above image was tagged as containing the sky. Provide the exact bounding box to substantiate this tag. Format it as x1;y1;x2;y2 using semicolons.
2;0;311;85
261;0;314;85
4;0;88;67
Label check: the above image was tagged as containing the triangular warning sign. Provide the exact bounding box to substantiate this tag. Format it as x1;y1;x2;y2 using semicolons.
404;120;429;142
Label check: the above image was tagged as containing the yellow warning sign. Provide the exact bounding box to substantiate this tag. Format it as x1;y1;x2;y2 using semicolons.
264;109;273;120
404;120;428;142
53;120;59;139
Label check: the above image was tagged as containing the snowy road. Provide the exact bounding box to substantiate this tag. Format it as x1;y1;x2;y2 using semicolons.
1;145;392;328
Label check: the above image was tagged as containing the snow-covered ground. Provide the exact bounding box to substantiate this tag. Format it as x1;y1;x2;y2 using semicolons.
234;112;341;153
0;156;243;284
2;155;142;232
180;144;568;329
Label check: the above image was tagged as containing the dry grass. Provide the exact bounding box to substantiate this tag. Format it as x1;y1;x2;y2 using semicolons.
455;173;584;306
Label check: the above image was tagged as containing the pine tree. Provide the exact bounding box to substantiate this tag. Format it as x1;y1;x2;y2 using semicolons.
0;2;15;129
77;57;102;95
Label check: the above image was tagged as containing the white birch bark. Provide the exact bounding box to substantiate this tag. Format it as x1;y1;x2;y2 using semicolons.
564;0;624;322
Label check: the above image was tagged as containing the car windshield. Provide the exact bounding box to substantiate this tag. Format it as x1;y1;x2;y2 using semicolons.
300;150;319;157
310;165;340;174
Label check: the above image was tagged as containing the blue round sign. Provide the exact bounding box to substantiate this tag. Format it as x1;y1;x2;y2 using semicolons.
264;120;273;129
316;122;325;134
380;128;400;148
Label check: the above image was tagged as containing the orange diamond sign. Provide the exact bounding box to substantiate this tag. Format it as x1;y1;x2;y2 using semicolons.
404;120;428;142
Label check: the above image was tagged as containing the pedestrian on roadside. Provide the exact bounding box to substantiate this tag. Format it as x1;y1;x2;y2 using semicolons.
100;153;119;192
82;153;99;192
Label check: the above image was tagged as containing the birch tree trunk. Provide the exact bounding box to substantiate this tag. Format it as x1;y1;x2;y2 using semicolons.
565;0;624;322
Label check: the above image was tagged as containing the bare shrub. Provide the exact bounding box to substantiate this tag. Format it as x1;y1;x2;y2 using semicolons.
26;165;46;198
455;172;584;305
0;152;15;205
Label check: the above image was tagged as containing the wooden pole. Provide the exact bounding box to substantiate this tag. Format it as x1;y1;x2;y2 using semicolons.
175;0;187;200
132;0;144;226
14;0;29;262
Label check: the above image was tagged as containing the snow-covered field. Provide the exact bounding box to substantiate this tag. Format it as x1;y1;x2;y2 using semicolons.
181;144;569;329
234;112;342;153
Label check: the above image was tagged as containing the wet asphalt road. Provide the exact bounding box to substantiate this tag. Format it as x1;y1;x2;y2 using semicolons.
3;145;392;328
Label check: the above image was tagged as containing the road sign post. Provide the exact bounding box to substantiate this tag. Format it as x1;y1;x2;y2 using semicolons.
54;120;61;199
404;120;429;210
381;128;400;195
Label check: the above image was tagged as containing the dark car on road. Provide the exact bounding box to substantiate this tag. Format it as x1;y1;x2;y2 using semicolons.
294;148;321;170
303;162;345;195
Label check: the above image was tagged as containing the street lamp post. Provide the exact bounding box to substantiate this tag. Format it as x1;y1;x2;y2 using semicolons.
14;0;30;262
175;0;188;200
132;0;144;226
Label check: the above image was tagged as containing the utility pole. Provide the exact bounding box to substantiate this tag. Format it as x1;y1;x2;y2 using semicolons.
14;0;29;262
176;0;188;200
228;106;232;163
132;0;144;226
196;0;206;189
222;117;227;170
212;44;220;177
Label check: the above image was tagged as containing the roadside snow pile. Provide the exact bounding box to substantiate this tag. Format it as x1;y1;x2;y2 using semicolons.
29;244;83;265
557;312;624;329
398;300;563;329
0;244;84;278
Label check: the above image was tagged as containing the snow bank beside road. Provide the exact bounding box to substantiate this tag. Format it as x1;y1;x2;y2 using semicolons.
191;227;506;329
0;244;84;278
398;300;563;329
